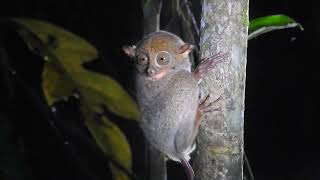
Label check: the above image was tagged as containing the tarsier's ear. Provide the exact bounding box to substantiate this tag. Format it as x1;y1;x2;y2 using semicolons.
177;43;194;56
122;45;136;58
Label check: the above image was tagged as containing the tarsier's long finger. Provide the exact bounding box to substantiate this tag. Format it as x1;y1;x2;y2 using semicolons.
199;94;210;106
200;52;223;63
199;94;223;113
193;52;230;81
204;107;221;113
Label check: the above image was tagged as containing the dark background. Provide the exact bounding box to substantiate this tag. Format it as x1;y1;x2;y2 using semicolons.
0;0;319;180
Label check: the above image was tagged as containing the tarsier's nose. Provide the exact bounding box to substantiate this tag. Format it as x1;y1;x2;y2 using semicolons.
147;68;156;76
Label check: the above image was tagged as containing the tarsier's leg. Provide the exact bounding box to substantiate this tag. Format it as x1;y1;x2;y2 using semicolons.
174;94;222;153
175;95;222;180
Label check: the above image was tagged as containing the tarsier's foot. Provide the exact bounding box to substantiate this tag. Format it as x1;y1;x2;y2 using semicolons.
200;94;223;113
194;94;223;129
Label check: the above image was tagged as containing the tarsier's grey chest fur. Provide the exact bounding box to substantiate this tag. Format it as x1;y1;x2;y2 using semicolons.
135;70;199;161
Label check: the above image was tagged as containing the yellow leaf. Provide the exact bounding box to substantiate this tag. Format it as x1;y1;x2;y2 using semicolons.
11;18;140;180
42;60;75;106
12;18;97;62
76;70;139;120
83;107;132;180
12;18;139;120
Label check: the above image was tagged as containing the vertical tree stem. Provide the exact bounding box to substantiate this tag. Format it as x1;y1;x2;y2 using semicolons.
193;0;249;179
145;143;167;180
142;0;163;35
141;1;167;180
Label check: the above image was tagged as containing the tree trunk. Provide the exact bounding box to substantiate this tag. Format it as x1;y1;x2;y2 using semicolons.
193;0;249;180
141;0;162;35
141;1;167;180
145;143;167;180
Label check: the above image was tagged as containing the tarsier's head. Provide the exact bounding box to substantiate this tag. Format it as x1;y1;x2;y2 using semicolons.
123;31;194;81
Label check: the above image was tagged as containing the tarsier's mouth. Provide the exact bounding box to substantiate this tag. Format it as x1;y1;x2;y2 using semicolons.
148;69;168;81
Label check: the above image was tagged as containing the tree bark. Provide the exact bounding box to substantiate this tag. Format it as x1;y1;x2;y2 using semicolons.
193;0;249;180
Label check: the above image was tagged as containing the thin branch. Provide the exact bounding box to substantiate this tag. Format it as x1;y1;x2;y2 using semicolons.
180;0;199;36
244;152;255;180
178;0;199;54
179;14;199;54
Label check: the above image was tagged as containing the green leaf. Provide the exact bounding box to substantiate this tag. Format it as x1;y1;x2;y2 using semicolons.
10;18;139;180
248;14;303;40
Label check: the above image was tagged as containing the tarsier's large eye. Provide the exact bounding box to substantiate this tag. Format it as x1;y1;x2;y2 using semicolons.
137;54;148;65
156;51;171;66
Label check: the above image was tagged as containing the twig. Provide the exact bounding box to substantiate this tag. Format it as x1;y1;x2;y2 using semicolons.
244;152;255;180
180;0;199;36
178;0;199;54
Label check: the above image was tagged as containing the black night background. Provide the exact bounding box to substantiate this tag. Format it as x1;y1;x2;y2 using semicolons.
0;0;319;180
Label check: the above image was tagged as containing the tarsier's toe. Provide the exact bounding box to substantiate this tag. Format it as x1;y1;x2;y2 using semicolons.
199;94;223;113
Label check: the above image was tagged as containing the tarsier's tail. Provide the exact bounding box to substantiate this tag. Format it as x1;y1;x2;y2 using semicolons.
181;157;195;180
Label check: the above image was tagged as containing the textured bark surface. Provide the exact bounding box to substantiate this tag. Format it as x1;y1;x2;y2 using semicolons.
193;0;249;180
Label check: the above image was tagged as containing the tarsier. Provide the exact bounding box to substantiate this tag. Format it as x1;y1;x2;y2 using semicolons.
123;31;226;180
